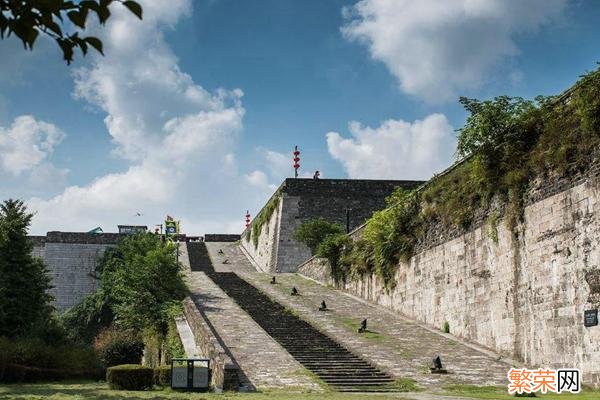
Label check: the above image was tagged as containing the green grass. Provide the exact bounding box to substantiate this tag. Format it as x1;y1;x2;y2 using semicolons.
443;384;600;400
389;378;421;392
0;381;418;400
3;381;599;400
339;317;385;341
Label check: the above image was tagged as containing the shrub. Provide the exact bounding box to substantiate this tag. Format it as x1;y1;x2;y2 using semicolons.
106;364;154;390
60;290;113;344
154;365;171;387
165;319;185;363
316;233;352;284
294;218;344;254
335;66;600;289
94;327;144;368
360;188;422;288
0;336;102;383
442;321;450;334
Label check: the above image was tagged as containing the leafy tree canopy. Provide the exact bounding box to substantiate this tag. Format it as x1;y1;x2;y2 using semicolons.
0;0;142;63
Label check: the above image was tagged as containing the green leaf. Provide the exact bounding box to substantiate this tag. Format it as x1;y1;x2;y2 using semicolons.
67;10;86;28
26;28;39;49
44;19;63;37
96;5;111;24
122;1;143;20
74;36;88;55
80;0;100;13
0;14;7;39
56;38;75;64
85;36;104;55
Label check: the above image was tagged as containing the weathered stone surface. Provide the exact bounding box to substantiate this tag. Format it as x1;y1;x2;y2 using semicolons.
299;179;600;387
238;269;511;390
174;316;200;358
182;297;239;391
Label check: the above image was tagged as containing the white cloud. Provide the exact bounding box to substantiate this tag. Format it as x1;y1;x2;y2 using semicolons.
342;0;567;102
262;149;290;179
327;113;455;180
24;0;267;235
245;170;276;191
0;115;65;175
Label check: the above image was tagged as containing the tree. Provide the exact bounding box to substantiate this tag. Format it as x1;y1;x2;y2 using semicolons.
294;218;344;254
0;0;143;64
100;234;187;337
0;199;54;338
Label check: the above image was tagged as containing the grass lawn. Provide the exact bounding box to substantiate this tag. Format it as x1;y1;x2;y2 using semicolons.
442;384;600;400
0;381;414;400
1;381;599;400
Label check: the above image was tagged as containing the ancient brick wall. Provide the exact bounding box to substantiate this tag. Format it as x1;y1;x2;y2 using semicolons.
299;175;600;386
241;178;422;273
30;232;123;311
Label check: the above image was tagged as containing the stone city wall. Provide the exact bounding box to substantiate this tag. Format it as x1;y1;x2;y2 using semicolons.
240;194;283;273
299;171;600;387
241;178;422;273
30;232;124;311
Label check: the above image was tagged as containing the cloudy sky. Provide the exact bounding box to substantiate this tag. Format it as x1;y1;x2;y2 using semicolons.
0;0;598;235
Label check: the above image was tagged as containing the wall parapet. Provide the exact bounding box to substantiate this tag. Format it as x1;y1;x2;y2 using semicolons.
204;234;240;242
44;231;124;244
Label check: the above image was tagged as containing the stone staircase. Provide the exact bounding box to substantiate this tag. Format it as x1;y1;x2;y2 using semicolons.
187;242;396;392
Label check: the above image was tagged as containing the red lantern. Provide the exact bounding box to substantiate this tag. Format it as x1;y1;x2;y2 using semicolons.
293;145;300;178
245;210;251;228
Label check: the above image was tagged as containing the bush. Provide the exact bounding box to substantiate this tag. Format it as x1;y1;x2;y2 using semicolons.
60;290;113;344
165;319;185;363
107;364;154;390
0;336;102;383
154;365;171;387
94;327;144;368
316;233;352;284
442;321;450;334
294;218;344;254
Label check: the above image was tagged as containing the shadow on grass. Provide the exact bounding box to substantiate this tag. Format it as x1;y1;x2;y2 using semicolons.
0;381;213;400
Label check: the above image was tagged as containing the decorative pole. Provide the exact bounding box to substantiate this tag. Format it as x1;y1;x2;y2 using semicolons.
245;210;251;228
293;145;300;178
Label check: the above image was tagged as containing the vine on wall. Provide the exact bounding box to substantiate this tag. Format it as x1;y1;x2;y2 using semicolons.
319;66;600;289
249;193;281;248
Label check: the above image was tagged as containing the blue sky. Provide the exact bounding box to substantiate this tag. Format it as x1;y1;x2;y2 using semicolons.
0;0;599;234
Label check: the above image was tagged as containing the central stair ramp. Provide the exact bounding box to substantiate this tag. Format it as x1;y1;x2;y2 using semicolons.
187;242;395;392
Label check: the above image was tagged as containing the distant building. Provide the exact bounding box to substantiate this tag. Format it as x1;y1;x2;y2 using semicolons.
118;225;148;234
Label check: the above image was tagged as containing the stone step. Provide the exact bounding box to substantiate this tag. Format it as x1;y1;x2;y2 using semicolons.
323;378;394;387
186;242;394;391
335;387;399;393
316;372;390;377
